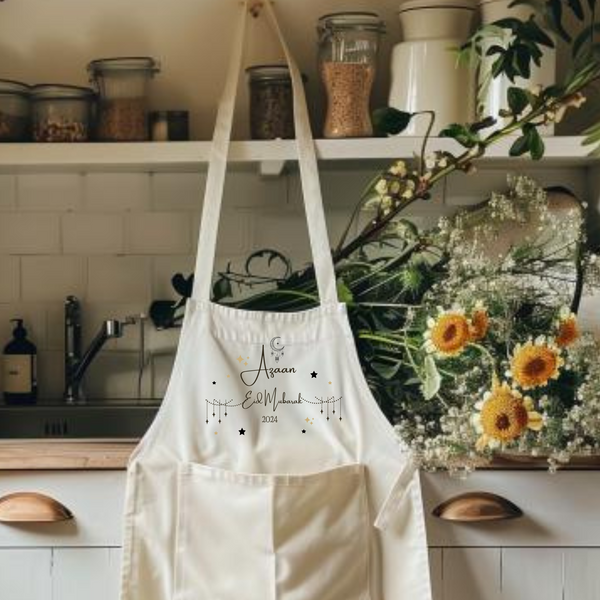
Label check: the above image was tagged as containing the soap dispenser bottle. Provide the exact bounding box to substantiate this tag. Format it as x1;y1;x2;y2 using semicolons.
3;319;38;405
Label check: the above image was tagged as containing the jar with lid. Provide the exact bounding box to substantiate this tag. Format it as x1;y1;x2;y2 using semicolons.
478;0;556;134
0;80;31;142
246;65;304;140
317;12;385;138
388;0;476;135
31;84;94;142
88;57;160;141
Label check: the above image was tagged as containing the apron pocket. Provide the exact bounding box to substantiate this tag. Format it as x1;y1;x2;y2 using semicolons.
174;462;372;600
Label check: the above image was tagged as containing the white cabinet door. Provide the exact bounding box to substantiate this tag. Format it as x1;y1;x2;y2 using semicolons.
0;548;51;600
51;548;122;600
442;547;502;600
564;548;600;600
501;548;563;600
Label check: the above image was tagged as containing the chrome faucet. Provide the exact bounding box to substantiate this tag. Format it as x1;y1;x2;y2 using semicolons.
64;296;134;404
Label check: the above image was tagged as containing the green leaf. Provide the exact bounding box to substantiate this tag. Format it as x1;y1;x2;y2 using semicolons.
547;0;572;42
573;23;600;57
422;355;442;400
567;0;585;20
439;123;480;148
336;279;354;304
371;359;402;380
212;276;232;301
509;133;531;156
528;127;545;159
507;87;530;115
372;107;413;136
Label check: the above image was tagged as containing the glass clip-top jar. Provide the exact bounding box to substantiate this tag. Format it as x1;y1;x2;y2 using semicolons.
88;56;160;142
317;12;385;138
31;84;94;142
0;79;31;142
246;65;306;140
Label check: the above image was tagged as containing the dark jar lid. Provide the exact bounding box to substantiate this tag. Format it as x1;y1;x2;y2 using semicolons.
0;79;31;97
87;57;160;75
246;65;307;83
31;84;95;100
317;12;386;33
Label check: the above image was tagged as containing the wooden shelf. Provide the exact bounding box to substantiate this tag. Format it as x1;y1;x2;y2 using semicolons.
0;136;594;173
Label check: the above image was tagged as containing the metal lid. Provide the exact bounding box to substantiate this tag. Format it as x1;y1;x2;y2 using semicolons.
245;65;307;83
0;79;30;97
87;56;160;74
31;84;95;100
399;0;476;11
318;12;386;32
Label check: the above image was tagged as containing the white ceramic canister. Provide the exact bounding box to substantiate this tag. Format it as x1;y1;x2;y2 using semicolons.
478;0;556;134
389;0;476;136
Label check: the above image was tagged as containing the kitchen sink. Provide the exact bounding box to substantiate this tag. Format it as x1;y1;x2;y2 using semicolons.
0;401;160;439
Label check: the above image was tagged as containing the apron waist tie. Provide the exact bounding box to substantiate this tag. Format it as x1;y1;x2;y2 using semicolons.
374;456;417;532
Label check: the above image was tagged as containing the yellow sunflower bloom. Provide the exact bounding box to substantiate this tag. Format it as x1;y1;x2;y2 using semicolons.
509;337;564;390
469;301;489;341
472;381;543;451
424;308;471;358
556;308;579;348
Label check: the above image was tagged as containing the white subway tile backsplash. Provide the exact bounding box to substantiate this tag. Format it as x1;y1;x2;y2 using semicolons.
17;173;82;211
0;175;17;210
87;256;152;303
152;172;205;211
37;350;64;400
0;213;61;254
85;173;151;211
128;212;192;255
194;209;252;256
62;213;125;255
223;171;287;208
0;257;20;302
21;256;86;302
85;351;149;399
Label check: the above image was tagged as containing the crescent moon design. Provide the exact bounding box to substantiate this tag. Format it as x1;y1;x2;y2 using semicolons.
270;337;284;352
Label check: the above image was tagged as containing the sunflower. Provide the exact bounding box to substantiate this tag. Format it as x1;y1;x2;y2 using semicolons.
509;337;564;390
556;307;579;348
472;381;543;451
469;301;489;341
424;308;471;358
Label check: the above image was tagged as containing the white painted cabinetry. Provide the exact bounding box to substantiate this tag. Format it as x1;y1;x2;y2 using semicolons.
0;470;599;600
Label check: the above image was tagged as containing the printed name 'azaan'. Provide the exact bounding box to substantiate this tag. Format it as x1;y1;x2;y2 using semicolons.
240;346;296;386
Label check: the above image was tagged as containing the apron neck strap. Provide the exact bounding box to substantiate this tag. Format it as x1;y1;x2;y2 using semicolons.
192;0;339;305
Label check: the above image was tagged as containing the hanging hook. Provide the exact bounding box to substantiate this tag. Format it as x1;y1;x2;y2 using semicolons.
248;1;274;18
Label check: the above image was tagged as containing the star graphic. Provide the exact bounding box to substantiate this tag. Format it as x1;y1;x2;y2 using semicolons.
212;381;216;385
237;356;243;363
305;417;310;423
244;362;248;366
302;429;306;433
311;371;317;378
239;428;246;435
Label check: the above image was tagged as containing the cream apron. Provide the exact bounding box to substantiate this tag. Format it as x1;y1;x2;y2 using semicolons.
119;3;432;599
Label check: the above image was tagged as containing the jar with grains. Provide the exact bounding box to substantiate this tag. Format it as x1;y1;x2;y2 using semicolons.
317;12;385;138
246;65;306;140
88;57;160;141
0;80;31;142
31;84;94;142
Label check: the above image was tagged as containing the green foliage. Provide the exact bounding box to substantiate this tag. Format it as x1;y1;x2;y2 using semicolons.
509;123;545;159
372;107;413;136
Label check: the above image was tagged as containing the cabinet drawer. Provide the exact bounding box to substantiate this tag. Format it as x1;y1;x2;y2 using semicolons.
0;470;126;547
422;471;600;547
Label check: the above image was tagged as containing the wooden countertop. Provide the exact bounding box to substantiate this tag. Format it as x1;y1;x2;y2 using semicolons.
0;441;137;470
0;441;600;470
